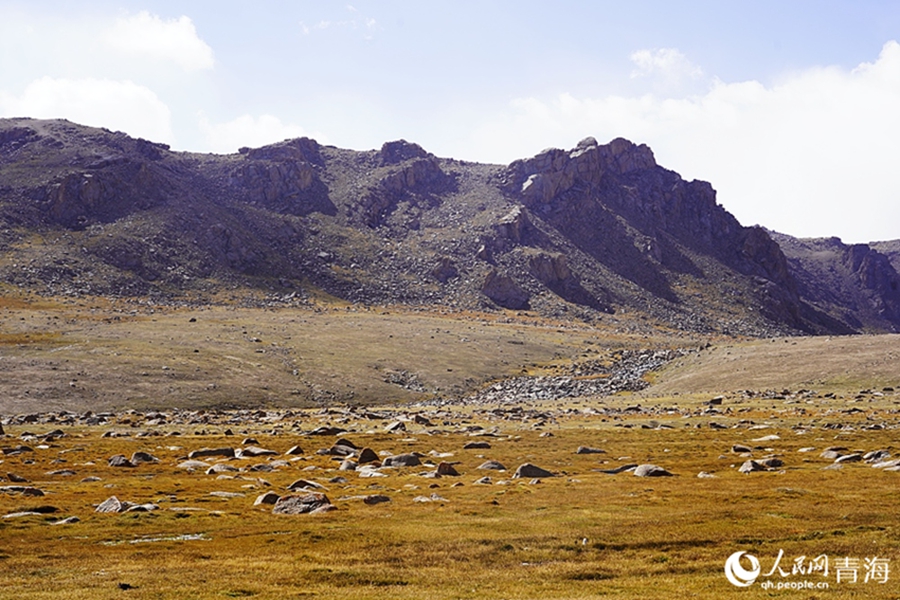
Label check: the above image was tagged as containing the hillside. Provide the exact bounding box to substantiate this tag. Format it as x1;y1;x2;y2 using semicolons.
770;232;900;333
1;118;898;336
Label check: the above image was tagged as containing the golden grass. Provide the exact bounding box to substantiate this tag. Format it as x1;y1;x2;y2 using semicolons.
2;394;900;599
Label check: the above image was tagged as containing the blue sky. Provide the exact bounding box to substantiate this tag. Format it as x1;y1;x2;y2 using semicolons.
2;1;899;242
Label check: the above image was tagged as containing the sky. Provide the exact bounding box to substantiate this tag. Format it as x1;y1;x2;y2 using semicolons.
1;1;899;243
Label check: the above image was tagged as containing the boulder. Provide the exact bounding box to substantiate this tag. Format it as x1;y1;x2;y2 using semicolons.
108;454;135;468
253;492;280;506
130;451;159;464
284;445;305;456
739;460;766;474
575;446;606;455
206;464;239;475
357;447;379;464
287;479;326;491
436;462;460;476
177;460;211;471
477;460;507;471
272;492;333;515
464;441;492;450
834;453;862;464
95;496;123;513
382;453;421;468
306;426;347;436
363;494;391;505
513;463;554;479
596;464;638;474
482;269;529;310
236;446;278;458
633;464;673;477
385;421;407;433
188;447;235;460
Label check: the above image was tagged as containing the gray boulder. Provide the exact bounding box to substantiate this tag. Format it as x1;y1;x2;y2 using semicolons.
382;453;421;468
188;447;235;460
477;460;507;471
513;463;554;479
633;464;673;477
272;492;333;515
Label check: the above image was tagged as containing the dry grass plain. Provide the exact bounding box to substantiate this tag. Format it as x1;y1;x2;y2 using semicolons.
2;294;900;599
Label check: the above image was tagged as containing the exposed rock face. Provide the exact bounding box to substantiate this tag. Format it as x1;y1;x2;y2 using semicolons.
378;139;429;166
772;232;900;332
353;153;456;228
500;136;804;322
481;269;530;309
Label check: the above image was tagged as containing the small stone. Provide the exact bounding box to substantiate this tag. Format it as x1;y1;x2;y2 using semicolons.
575;446;606;455
363;494;391;505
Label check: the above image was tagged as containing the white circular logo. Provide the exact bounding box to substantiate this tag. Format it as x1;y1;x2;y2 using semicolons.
725;551;761;587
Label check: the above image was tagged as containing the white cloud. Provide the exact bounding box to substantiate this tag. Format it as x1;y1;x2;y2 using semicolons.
0;77;174;143
198;113;322;154
298;6;378;38
105;11;214;72
471;42;900;243
630;48;703;81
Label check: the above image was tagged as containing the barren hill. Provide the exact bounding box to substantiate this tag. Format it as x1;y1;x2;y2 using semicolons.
1;118;898;336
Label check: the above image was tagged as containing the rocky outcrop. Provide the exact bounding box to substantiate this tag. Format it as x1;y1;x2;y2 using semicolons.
0;117;893;336
378;139;429;166
231;138;334;216
481;268;529;309
354;155;456;228
772;233;900;332
505;137;657;204
41;162;170;229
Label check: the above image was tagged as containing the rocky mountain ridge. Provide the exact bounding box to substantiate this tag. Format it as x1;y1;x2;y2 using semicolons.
1;117;898;335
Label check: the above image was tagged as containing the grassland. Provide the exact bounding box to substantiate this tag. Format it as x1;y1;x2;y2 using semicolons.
2;295;900;598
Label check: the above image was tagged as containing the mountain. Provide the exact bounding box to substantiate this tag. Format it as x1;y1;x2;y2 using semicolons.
1;117;898;336
769;232;900;333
